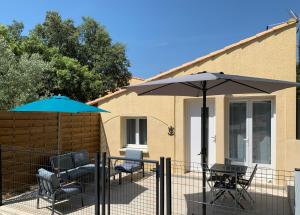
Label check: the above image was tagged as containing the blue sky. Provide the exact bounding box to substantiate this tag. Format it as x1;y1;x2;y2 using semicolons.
0;0;299;79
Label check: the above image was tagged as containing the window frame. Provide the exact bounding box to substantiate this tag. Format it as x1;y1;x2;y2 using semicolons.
123;117;148;149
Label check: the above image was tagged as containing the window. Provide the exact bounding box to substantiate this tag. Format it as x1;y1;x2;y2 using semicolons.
125;118;147;147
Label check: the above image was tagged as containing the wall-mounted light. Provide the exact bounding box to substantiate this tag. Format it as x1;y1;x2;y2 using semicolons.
168;126;175;136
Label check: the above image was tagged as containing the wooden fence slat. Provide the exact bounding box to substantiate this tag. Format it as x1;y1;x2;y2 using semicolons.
0;112;102;194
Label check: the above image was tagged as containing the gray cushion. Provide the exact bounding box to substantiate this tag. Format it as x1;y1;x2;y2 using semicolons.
125;149;143;160
78;163;95;174
115;162;142;173
50;153;74;171
55;183;81;199
67;168;91;180
59;171;70;181
73;151;90;167
38;168;60;190
115;150;143;173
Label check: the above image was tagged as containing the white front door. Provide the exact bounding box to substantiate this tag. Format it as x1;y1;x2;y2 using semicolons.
187;99;216;171
228;99;275;168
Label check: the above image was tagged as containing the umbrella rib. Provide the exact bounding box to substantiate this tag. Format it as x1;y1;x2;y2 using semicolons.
180;82;203;90
229;79;271;94
206;80;230;90
138;83;174;95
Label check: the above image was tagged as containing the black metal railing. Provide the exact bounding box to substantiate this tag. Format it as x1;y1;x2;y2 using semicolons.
169;160;294;215
105;154;161;215
0;146;296;215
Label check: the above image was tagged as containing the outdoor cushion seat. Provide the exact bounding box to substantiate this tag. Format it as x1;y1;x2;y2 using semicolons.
64;168;90;181
78;163;97;173
58;171;69;181
115;162;141;173
55;183;82;200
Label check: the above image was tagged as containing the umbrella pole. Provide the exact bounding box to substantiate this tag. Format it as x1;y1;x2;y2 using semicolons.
57;113;61;154
201;81;207;215
56;112;61;177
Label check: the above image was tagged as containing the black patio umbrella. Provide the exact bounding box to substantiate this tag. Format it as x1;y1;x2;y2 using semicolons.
127;71;300;215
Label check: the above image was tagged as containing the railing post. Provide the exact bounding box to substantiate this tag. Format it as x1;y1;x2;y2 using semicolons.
95;152;100;215
166;158;171;215
0;145;2;206
101;152;107;215
295;168;300;215
160;157;165;215
107;156;111;215
156;162;159;215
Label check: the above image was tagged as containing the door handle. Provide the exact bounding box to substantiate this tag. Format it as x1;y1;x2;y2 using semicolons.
211;136;216;141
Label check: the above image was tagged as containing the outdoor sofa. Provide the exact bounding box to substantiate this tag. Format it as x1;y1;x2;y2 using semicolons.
50;150;121;183
50;150;95;182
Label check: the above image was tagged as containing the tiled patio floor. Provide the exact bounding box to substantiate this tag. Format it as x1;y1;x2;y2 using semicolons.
0;172;293;215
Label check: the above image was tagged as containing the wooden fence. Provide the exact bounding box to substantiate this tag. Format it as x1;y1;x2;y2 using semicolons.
0;112;108;196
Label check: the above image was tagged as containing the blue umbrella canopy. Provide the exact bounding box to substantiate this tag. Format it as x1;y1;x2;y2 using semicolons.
11;96;108;113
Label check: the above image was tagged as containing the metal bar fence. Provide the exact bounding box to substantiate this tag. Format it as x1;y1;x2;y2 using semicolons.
0;145;96;215
0;146;295;215
107;156;160;215
95;152;100;215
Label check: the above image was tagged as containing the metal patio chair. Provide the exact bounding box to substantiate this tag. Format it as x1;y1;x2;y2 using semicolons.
36;168;83;215
210;170;244;209
114;149;144;183
237;164;258;206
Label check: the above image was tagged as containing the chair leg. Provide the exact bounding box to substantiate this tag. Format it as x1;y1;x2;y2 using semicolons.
142;165;145;177
81;194;84;207
244;189;255;203
36;196;40;209
131;172;133;182
210;190;225;204
119;172;122;184
51;199;55;215
228;191;244;209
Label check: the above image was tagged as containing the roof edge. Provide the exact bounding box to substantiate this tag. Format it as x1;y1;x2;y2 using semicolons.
87;20;297;105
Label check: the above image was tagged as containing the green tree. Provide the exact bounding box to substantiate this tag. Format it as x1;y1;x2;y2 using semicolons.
0;38;51;110
49;55;103;101
34;11;79;58
34;12;131;96
0;11;131;105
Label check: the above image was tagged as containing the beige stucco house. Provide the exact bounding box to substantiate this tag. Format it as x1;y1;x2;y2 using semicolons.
89;19;299;171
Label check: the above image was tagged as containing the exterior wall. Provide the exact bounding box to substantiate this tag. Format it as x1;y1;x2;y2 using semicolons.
99;24;297;170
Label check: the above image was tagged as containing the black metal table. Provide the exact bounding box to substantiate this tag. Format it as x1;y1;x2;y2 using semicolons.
209;163;248;209
210;163;247;176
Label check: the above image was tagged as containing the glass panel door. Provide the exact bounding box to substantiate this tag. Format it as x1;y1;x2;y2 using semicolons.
252;101;271;164
229;102;247;163
229;100;273;167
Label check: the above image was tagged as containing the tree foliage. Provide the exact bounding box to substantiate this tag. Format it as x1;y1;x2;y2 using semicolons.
0;38;50;110
0;11;131;109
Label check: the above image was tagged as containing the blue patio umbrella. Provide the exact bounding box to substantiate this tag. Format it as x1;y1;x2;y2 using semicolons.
11;95;108;113
11;96;108;153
